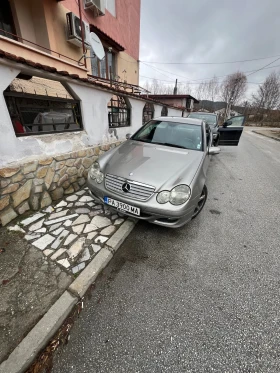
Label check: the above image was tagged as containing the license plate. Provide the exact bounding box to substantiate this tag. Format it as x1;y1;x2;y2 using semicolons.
103;197;140;216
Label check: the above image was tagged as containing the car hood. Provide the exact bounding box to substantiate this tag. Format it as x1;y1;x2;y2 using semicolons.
102;141;204;191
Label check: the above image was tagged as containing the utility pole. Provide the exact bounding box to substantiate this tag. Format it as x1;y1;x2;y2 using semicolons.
173;79;178;95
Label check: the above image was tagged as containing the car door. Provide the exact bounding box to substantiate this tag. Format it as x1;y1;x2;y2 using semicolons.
218;115;245;146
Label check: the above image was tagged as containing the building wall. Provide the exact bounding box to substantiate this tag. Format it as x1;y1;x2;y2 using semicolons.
62;0;141;60
152;97;187;108
0;62;183;226
12;0;51;51
43;0;91;65
0;64;182;168
117;52;139;86
6;0;140;84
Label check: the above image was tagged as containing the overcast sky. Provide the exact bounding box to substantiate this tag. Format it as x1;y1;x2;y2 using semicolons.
139;0;280;99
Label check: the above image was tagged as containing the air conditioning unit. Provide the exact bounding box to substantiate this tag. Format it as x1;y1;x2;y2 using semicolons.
84;0;105;16
66;12;91;49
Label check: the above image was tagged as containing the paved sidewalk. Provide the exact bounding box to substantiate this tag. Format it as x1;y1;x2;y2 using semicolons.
252;129;280;141
0;187;129;366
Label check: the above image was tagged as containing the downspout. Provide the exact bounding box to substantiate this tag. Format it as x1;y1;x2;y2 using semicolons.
78;0;87;69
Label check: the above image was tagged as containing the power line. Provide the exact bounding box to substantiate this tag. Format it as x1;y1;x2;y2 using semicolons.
140;64;280;84
141;61;177;80
140;74;263;85
246;57;280;77
140;54;280;65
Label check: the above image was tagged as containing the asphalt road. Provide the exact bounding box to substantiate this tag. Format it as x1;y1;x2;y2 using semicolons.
53;130;280;373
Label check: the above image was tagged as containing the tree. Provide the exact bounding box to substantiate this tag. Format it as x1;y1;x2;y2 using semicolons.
220;72;247;119
204;76;219;111
252;71;280;111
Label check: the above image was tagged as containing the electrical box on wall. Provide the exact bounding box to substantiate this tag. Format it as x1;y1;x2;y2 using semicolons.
84;0;105;16
66;12;91;49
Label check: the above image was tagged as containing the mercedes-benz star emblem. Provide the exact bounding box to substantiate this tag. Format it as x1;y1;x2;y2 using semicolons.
122;182;131;193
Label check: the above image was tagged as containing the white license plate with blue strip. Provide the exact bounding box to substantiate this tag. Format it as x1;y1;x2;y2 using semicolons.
104;197;140;216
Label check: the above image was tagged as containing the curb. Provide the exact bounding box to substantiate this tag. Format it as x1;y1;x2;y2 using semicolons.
252;130;280;142
0;219;136;373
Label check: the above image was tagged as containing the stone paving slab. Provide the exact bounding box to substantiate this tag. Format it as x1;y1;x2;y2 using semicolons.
7;188;127;276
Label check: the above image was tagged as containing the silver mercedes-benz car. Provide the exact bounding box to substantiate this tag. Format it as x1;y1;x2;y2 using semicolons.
87;116;244;228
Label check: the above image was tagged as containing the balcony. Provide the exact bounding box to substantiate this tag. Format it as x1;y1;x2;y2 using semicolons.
0;32;88;78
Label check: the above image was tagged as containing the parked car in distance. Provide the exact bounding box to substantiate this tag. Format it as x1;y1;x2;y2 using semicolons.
188;112;220;146
87;116;222;228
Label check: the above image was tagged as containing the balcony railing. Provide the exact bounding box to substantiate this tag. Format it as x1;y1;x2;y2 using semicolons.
0;28;85;66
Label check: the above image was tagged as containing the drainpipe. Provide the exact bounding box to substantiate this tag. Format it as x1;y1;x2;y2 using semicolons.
78;0;87;68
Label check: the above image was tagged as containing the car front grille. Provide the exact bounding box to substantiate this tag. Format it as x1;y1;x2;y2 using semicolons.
105;174;155;201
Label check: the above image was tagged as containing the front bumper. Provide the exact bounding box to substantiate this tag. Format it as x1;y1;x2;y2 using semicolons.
87;177;199;228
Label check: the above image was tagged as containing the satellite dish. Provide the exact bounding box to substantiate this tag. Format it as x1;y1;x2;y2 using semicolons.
89;32;105;61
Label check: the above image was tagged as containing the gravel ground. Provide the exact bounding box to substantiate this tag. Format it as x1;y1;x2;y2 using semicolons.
53;130;280;373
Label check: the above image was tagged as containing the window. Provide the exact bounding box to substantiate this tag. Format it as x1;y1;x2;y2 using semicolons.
90;49;116;80
143;102;154;125
132;120;203;151
0;0;17;40
4;77;83;136
106;0;116;16
108;95;131;128
188;113;217;127
161;106;168;116
227;115;245;127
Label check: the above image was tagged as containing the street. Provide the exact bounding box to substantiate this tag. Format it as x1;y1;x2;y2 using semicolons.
53;130;280;373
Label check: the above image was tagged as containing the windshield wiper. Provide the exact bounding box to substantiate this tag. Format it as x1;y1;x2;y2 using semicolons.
161;143;188;149
133;138;149;143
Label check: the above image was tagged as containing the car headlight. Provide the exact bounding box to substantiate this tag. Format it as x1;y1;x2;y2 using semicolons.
157;190;170;204
89;162;104;184
169;185;191;205
156;185;191;205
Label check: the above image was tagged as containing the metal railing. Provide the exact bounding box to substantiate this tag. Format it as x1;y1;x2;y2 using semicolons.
0;28;85;66
88;74;150;95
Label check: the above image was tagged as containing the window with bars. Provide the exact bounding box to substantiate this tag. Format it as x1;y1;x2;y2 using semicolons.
143;102;154;125
108;95;131;128
91;49;116;80
161;106;168;116
4;93;83;136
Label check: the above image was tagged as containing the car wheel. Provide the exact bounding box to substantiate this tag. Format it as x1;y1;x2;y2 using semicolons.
192;185;208;219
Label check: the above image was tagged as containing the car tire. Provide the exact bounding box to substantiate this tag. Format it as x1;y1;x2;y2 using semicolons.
191;185;208;220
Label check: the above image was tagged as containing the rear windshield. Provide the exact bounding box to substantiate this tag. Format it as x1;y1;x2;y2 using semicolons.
132;120;203;151
188;113;217;126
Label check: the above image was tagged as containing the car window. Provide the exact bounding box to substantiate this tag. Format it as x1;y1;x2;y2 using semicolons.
132;120;203;151
227;116;245;127
188;113;217;127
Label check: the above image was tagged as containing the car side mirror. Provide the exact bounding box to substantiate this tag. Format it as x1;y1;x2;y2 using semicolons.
209;147;220;155
126;133;131;140
223;120;232;127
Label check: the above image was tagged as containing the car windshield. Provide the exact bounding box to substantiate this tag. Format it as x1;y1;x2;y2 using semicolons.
188;113;217;127
132;120;203;151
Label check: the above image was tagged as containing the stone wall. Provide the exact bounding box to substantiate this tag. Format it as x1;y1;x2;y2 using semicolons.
0;141;122;226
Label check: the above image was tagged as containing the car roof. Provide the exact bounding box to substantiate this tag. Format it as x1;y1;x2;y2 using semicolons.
153;116;203;126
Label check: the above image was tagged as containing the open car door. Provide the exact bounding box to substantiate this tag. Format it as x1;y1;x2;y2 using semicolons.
218;115;245;146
